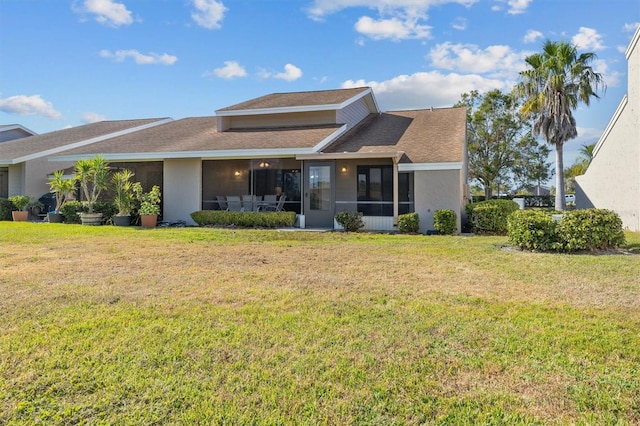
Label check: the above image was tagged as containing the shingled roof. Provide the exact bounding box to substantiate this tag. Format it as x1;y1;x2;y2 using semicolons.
324;107;467;164
0;118;169;164
217;87;371;112
54;116;345;159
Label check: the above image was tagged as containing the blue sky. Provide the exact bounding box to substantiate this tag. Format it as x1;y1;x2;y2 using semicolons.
1;0;639;168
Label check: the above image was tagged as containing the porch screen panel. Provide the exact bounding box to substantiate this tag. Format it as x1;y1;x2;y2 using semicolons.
309;166;331;211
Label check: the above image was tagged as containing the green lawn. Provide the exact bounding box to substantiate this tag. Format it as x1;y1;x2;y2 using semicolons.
1;223;639;425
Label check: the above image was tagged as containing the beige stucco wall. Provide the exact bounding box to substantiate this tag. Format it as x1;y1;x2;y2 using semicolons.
163;158;202;225
8;164;24;196
575;28;640;232
413;169;463;233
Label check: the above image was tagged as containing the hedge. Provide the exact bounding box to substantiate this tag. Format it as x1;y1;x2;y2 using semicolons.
335;211;364;232
507;209;626;252
191;210;296;228
0;198;15;221
466;199;519;235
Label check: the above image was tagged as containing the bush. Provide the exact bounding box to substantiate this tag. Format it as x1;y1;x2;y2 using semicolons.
507;210;562;252
0;198;15;221
559;209;626;252
433;209;457;235
190;210;296;228
93;201;117;224
60;201;83;224
466;199;519;235
507;209;626;252
398;212;419;233
335;211;364;232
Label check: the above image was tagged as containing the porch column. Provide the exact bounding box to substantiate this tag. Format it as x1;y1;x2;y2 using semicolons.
393;159;399;226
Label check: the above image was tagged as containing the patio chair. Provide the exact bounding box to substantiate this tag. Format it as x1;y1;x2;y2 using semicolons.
241;194;257;212
259;194;278;211
226;196;243;211
216;195;228;211
264;195;286;212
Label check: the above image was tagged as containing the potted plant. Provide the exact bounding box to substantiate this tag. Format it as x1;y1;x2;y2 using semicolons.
47;170;76;223
134;183;161;228
75;156;109;225
8;195;31;221
111;169;135;226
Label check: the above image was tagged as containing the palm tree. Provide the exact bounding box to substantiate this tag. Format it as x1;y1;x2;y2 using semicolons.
514;40;604;210
579;143;596;166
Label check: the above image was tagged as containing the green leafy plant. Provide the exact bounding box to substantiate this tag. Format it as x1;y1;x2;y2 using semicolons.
398;212;419;233
335;211;364;232
434;209;457;235
47;170;76;213
60;201;84;224
8;195;31;211
75;156;110;214
134;184;162;216
111;169;135;216
507;210;561;252
0;199;14;221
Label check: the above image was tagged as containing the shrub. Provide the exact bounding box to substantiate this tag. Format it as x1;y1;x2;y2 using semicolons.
398;212;419;233
190;210;296;228
335;211;364;232
93;201;117;224
466;199;519;235
507;209;626;252
0;199;15;221
434;209;457;235
560;209;626;251
60;201;84;224
508;210;561;252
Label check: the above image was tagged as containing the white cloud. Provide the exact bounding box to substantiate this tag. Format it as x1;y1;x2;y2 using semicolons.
205;61;247;79
451;17;467;31
572;27;605;51
523;29;543;44
354;15;431;40
100;49;177;65
491;0;531;15
275;64;303;81
191;0;227;29
260;64;303;81
623;22;640;32
306;0;478;21
0;94;63;119
81;112;106;123
428;42;529;79
341;71;508;111
77;0;133;27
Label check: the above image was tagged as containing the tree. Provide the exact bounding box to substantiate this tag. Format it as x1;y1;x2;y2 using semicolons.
579;143;596;166
512;132;553;194
456;89;548;198
514;40;605;210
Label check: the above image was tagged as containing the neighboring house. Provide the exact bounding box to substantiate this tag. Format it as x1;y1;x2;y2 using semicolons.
575;26;640;231
0;124;38;197
1;87;468;232
0;118;172;200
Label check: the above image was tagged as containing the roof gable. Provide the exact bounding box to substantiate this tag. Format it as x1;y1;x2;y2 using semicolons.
324;107;467;164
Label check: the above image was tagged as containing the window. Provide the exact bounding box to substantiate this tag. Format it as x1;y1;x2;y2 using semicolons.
356;166;413;216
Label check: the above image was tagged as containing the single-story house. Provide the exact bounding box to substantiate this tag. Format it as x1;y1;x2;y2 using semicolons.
575;26;640;232
0;124;38;197
1;87;468;232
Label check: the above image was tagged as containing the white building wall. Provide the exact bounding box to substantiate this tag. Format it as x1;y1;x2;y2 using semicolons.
575;27;640;231
163;158;202;225
413;169;463;233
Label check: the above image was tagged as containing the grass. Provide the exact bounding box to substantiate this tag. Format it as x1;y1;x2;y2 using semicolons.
1;222;639;424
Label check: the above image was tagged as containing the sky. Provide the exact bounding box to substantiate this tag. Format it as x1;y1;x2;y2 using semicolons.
1;0;639;170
